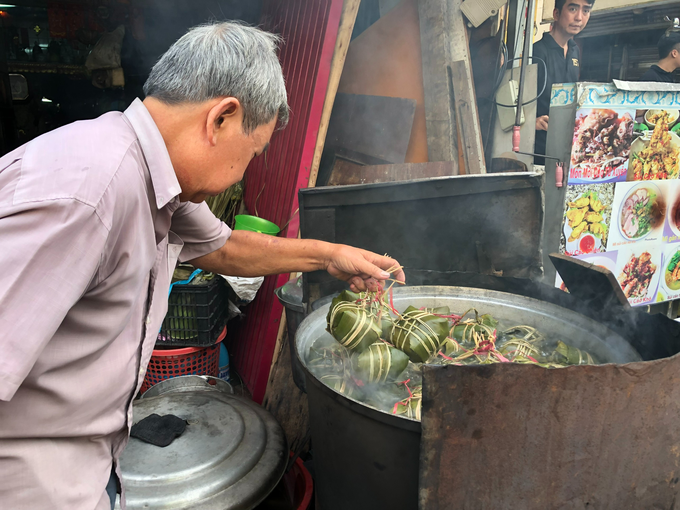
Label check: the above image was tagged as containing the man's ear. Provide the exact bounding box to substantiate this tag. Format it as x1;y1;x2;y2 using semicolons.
206;97;241;146
553;7;560;22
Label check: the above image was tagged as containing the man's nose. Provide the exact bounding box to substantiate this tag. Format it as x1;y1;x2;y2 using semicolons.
574;9;583;21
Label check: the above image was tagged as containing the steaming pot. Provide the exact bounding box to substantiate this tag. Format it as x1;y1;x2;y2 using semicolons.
295;286;640;510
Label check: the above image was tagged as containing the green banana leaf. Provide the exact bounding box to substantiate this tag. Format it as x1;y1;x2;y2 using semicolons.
378;315;394;341
327;291;382;352
553;341;597;365
355;342;409;383
391;306;450;362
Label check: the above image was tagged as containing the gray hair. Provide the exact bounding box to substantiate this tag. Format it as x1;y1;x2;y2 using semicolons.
143;22;289;132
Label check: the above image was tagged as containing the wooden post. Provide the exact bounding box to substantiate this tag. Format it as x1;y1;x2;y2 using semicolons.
417;0;459;165
417;0;486;173
447;0;486;174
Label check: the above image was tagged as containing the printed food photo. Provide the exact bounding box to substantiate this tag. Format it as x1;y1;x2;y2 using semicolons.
629;110;680;181
664;247;680;293
619;183;665;241
569;108;634;183
617;247;660;302
561;184;613;256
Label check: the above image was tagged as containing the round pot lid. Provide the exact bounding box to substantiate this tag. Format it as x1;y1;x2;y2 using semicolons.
119;388;287;510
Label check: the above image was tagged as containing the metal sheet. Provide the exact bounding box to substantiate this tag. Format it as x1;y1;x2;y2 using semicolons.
490;65;538;169
550;253;631;309
420;358;680;510
300;172;546;303
541;94;579;285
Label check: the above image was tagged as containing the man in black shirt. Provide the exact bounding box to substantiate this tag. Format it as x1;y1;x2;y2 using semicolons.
640;32;680;83
533;0;594;162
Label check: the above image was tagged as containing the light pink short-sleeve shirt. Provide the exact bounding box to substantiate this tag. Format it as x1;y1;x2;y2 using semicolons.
0;98;231;509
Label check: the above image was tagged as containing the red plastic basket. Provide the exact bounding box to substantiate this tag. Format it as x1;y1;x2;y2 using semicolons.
141;327;226;394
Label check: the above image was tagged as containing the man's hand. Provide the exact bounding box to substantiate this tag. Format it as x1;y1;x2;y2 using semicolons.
325;245;405;293
190;231;406;291
536;115;549;131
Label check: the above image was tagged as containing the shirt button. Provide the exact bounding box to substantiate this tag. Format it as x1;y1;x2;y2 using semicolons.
139;367;145;377
145;315;151;325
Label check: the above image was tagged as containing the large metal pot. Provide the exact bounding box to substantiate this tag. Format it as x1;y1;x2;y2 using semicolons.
295;286;639;510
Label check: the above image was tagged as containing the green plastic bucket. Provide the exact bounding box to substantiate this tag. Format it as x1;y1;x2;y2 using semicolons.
233;215;280;236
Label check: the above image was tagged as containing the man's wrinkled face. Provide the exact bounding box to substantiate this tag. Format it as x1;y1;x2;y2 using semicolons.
193;117;276;203
554;0;592;37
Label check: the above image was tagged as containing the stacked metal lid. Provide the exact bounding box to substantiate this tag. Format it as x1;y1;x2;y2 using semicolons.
119;376;287;510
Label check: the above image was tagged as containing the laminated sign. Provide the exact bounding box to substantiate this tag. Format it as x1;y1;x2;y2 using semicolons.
557;83;680;306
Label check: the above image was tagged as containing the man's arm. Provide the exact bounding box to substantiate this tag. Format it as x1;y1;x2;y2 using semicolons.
534;40;550;131
189;230;405;292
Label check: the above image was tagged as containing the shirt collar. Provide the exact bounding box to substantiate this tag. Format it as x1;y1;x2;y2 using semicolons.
123;98;182;209
542;33;577;53
652;65;673;75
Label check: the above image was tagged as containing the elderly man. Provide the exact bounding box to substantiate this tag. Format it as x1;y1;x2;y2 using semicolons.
0;22;404;510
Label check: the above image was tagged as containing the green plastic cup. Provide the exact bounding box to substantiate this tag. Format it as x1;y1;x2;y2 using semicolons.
233;215;280;236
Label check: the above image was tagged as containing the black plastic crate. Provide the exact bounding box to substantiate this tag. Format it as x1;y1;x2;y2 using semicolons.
157;275;227;347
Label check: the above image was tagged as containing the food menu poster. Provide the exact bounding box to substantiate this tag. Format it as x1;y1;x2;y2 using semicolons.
559;107;680;306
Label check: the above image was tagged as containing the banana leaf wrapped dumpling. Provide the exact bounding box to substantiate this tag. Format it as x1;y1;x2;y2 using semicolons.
327;291;383;353
451;311;498;345
553;340;597;365
393;385;422;421
391;306;450;362
354;342;409;383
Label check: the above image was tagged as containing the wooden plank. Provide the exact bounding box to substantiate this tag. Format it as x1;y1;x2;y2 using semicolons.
308;0;361;188
449;0;486;174
328;160;456;185
449;60;486;175
417;0;458;164
325;93;417;164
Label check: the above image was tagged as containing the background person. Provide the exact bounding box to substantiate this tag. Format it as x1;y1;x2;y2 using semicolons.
533;0;594;163
640;31;680;83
